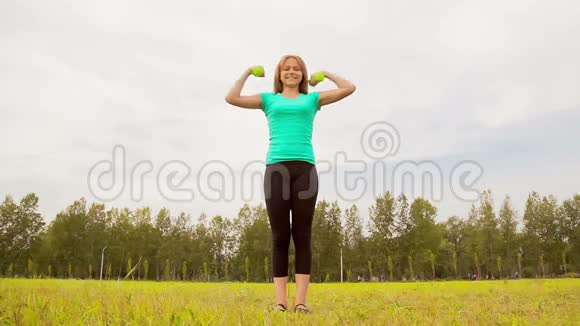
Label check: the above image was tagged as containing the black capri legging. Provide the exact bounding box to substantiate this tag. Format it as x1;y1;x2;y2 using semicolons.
263;160;319;277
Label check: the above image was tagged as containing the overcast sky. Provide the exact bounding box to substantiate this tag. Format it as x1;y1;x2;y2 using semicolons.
1;0;579;228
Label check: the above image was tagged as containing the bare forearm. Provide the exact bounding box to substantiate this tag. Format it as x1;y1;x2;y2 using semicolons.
315;71;356;106
224;68;262;109
226;69;251;100
323;71;356;90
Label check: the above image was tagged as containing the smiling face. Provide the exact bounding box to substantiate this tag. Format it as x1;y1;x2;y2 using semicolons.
280;57;303;88
274;55;309;94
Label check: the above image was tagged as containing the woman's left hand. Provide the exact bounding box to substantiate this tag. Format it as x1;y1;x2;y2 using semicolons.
308;71;325;87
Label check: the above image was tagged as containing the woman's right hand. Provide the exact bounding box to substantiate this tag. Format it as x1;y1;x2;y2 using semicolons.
248;66;265;78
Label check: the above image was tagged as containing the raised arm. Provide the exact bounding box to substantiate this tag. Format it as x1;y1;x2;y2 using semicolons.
225;67;262;109
312;71;356;107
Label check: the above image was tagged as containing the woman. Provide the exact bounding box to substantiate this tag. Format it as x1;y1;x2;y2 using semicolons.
225;54;356;313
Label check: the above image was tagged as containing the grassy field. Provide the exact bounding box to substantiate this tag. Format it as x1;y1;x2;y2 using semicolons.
0;278;578;325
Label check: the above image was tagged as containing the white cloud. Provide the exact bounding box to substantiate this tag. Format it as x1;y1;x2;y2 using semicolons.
1;0;579;223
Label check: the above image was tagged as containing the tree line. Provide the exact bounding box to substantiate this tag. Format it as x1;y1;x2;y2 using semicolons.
0;190;578;282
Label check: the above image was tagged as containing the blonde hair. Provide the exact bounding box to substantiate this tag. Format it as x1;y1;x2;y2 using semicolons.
274;55;309;94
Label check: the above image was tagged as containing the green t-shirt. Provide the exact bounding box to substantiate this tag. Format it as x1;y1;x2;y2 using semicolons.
260;92;320;165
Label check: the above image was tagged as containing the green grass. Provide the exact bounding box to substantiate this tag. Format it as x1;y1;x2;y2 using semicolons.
0;278;578;325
